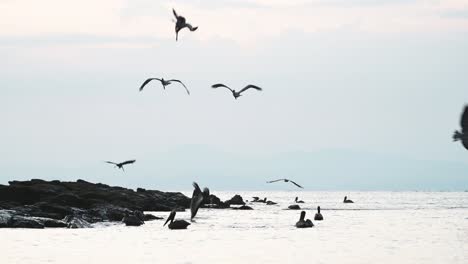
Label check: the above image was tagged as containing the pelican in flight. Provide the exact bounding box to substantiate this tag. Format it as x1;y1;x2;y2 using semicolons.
173;9;198;41
314;206;323;221
295;211;313;228
267;179;303;189
343;196;354;203
295;197;304;203
164;210;190;230
211;83;262;99
104;160;135;171
190;182;210;221
139;78;190;95
453;105;468;150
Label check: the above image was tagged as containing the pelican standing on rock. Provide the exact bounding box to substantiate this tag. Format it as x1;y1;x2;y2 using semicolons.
314;206;323;221
139;78;190;95
267;178;303;189
211;84;262;99
296;211;313;228
453;105;468;150
104;160;136;171
164;210;190;230
190;182;210;221
173;9;198;41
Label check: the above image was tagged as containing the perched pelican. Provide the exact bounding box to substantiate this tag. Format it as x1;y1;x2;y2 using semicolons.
173;9;198;41
211;83;262;99
252;197;260;202
453;105;468;150
139;78;190;95
314;206;323;221
267;178;303;189
295;197;304;203
190;182;209;220
104;160;135;171
343;196;354;203
295;211;313;228
163;210;190;230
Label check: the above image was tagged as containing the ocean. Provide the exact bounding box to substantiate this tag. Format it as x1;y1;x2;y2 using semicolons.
1;191;467;264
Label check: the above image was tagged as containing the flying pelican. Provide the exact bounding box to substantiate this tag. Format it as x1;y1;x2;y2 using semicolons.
211;83;262;99
343;196;354;203
314;206;323;221
173;9;198;41
295;211;313;228
295;197;304;203
104;160;136;171
267;179;303;189
139;78;190;95
190;182;210;221
453;105;468;150
163;210;190;230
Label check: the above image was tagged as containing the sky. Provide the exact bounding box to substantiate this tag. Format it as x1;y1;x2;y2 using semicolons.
1;0;468;190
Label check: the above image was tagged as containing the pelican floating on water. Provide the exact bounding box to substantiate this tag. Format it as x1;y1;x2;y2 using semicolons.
453;105;468;150
173;9;198;41
190;182;210;220
343;196;354;203
295;197;304;203
139;77;190;95
314;206;323;221
296;211;313;228
104;160;135;171
211;83;262;99
267;178;303;189
164;210;190;230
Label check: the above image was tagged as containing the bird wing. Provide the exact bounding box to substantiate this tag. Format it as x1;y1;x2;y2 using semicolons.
266;179;285;183
211;83;233;92
172;8;179;18
139;78;162;91
105;161;117;165
289;180;304;189
238;84;262;94
186;23;198;31
461;105;468;132
168;79;190;95
190;182;204;220
120;160;136;166
462;140;468;150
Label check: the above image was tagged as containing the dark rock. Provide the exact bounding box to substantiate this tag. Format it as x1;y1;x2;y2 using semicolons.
42;219;67;228
64;215;92;228
123;215;144;226
288;205;301;210
232;205;253;210
9;216;44;229
225;194;245;205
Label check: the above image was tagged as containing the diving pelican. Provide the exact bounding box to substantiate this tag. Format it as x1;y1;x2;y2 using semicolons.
173;9;198;41
190;182;210;220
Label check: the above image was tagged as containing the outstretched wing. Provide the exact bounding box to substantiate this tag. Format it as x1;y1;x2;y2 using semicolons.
121;160;136;166
172;8;179;18
190;182;204;220
238;84;262;94
186;23;198;31
139;78;162;91
461;105;468;132
266;179;285;183
289;180;304;189
211;83;233;92
105;161;117;165
168;79;190;95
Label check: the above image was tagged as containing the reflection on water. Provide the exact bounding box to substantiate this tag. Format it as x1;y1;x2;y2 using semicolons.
1;191;468;264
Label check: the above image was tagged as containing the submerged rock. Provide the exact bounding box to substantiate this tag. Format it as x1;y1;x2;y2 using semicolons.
123;215;144;227
232;205;253;210
288;205;301;210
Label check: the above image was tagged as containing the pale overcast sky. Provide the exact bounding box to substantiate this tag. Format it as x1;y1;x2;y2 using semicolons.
1;0;468;190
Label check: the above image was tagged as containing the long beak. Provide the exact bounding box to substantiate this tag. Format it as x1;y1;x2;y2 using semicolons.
164;210;176;226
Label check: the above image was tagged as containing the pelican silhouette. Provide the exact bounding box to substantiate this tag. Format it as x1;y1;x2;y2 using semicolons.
139;78;190;95
173;9;198;41
190;182;210;221
314;206;323;221
453;105;468;150
343;196;354;203
104;160;135;171
296;211;313;228
295;197;304;203
267;178;303;189
164;210;190;230
211;84;262;99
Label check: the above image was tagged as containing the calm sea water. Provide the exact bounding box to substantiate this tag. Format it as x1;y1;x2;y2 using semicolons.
2;191;467;264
